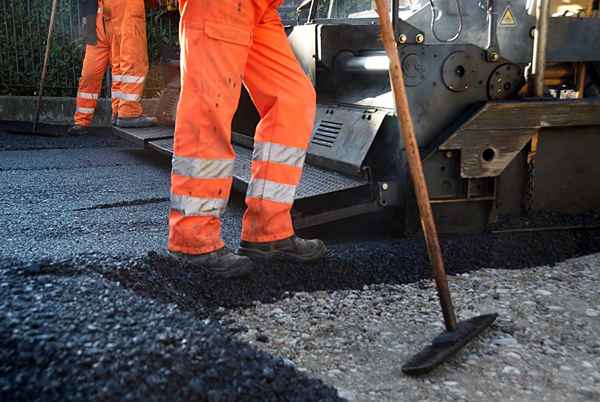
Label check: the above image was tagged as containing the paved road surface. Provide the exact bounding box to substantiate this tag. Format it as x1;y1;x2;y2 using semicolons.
1;126;599;401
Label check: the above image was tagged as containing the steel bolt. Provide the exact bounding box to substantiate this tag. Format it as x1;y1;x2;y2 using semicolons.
416;33;425;44
398;34;407;44
488;52;499;62
445;151;453;159
382;183;389;191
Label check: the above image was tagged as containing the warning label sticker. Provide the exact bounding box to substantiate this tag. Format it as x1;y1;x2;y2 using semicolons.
499;6;517;27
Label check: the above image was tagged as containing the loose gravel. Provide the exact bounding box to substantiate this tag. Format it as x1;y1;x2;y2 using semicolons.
226;253;600;402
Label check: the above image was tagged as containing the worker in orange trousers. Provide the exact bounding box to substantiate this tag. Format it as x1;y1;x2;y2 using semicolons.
69;0;157;135
169;0;327;277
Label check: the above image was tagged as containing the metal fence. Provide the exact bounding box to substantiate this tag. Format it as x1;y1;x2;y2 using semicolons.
0;0;178;97
0;0;84;96
0;0;302;97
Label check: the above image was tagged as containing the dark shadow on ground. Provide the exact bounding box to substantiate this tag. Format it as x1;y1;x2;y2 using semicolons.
26;225;600;323
0;121;129;150
114;229;600;314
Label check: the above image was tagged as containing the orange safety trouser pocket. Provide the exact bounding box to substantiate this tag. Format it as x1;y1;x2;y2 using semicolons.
74;3;116;126
168;1;316;254
109;0;148;118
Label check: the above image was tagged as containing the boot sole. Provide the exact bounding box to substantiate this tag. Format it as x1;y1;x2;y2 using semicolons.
238;243;327;263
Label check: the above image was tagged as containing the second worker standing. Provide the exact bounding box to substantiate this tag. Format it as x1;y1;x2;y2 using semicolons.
69;0;157;135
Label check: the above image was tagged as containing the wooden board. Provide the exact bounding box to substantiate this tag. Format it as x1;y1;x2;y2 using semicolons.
439;99;600;178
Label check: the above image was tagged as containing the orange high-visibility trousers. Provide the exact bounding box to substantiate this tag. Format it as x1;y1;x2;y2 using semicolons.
74;0;149;126
74;1;116;126
168;0;316;255
108;0;149;118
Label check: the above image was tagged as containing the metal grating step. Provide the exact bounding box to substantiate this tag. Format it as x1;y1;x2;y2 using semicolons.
231;143;368;200
114;126;368;200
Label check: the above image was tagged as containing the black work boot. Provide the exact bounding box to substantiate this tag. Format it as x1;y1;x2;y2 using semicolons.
169;247;254;278
239;236;327;263
115;115;158;128
67;124;89;136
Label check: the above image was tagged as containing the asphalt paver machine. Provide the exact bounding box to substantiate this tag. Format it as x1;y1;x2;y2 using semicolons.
115;0;600;233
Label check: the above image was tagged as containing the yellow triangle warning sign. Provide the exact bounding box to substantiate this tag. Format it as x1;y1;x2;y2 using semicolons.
499;7;517;27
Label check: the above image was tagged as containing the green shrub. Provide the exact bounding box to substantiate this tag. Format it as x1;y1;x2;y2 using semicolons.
0;0;176;97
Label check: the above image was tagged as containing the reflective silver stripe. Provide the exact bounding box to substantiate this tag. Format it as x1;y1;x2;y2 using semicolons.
112;75;145;84
76;107;95;114
113;91;141;101
253;141;306;168
172;156;234;179
97;7;102;14
77;91;98;100
246;179;296;204
119;75;145;84
170;194;227;217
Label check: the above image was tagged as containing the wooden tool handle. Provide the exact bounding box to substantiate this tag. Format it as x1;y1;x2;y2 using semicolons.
374;0;457;331
33;0;59;133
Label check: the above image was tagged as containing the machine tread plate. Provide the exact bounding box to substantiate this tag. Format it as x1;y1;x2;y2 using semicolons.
121;127;370;200
113;126;174;146
232;142;368;200
147;138;174;155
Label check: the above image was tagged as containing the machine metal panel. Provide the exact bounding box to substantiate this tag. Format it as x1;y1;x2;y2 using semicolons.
404;0;535;63
533;127;600;213
317;22;423;69
308;104;387;176
404;1;600;64
546;18;600;62
336;44;497;149
405;1;489;47
288;24;318;84
147;137;174;156
113;126;174;147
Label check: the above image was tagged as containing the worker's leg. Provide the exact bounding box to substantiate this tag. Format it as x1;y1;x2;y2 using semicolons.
73;7;110;128
110;68;119;123
168;0;254;255
105;0;122;120
114;0;147;118
240;6;317;243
